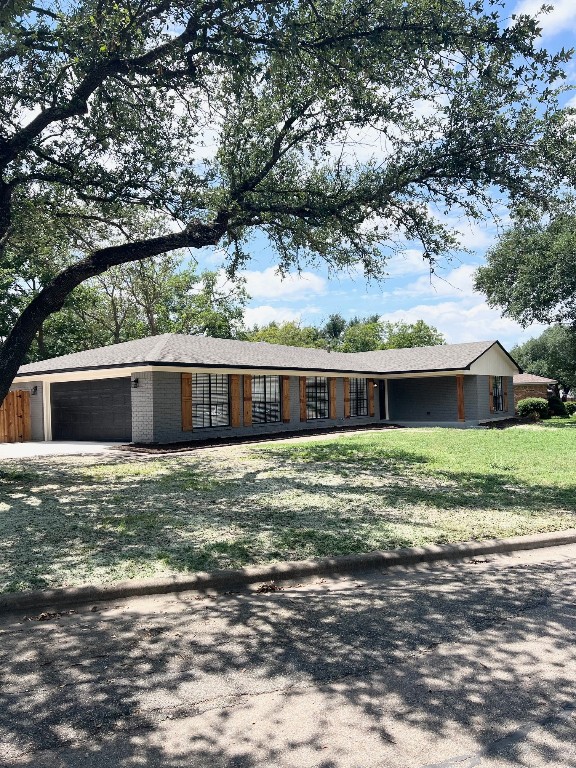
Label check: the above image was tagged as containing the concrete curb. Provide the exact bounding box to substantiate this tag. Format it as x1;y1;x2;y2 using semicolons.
2;528;576;613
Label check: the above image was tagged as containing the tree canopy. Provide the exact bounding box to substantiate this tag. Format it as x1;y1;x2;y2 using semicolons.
243;316;444;352
475;212;576;326
511;326;576;395
0;0;574;400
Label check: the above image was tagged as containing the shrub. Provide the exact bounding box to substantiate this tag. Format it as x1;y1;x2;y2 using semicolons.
516;397;550;419
565;402;576;416
548;395;568;416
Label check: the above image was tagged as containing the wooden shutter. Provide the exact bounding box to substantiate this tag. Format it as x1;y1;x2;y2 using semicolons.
456;375;465;422
181;373;193;431
343;377;351;418
299;376;307;421
329;378;337;420
243;375;252;426
281;376;291;422
489;376;495;413
503;376;509;412
367;378;375;417
230;374;242;427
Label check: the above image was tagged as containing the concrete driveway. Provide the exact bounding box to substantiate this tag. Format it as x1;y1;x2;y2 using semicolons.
1;543;575;767
0;441;126;460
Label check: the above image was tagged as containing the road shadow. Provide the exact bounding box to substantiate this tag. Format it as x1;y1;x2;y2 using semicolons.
1;558;575;766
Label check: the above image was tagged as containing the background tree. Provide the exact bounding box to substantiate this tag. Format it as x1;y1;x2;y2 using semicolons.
243;321;324;348
244;316;444;352
382;320;446;349
474;212;576;326
511;326;576;397
0;0;574;401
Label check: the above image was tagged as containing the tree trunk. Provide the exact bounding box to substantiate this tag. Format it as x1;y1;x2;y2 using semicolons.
0;216;228;404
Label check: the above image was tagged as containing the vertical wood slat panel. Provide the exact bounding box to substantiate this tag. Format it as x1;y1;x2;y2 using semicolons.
281;376;291;422
243;375;252;427
0;391;31;443
489;376;495;413
6;392;16;442
329;378;337;420
343;377;351;418
299;376;307;422
503;377;509;412
20;391;31;441
367;378;375;417
230;374;242;427
181;373;193;431
456;375;465;422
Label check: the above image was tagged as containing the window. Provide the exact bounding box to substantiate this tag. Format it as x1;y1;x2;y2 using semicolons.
306;376;329;420
350;378;368;417
252;375;281;424
492;376;504;412
192;374;229;428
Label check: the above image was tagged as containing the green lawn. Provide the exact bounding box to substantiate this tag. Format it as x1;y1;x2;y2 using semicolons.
1;422;575;593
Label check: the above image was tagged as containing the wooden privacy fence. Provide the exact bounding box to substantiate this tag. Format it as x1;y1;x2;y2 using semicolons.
0;390;31;443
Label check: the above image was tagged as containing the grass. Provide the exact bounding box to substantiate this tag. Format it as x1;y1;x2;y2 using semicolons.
1;421;575;593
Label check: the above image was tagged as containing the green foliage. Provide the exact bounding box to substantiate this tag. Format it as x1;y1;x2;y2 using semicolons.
516;397;550;419
244;316;444;352
0;0;575;395
382;320;446;349
511;326;576;395
547;396;568;417
475;212;576;326
243;321;324;348
565;402;576;416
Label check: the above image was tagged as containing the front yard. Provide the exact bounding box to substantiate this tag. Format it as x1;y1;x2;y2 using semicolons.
1;422;575;593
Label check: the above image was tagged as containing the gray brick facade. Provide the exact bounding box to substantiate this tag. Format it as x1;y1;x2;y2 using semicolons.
132;372;381;444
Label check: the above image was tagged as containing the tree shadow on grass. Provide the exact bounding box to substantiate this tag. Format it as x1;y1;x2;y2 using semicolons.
1;445;576;590
1;559;575;766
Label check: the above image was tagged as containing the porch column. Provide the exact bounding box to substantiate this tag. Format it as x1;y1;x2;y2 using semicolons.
456;375;465;422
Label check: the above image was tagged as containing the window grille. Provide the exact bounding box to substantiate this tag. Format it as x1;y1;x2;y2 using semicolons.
492;376;504;412
350;378;368;417
306;376;329;420
252;375;281;424
192;374;229;428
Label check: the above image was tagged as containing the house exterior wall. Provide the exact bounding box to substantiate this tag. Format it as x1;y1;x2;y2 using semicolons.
387;376;459;422
131;371;380;444
9;381;44;440
475;375;514;420
514;383;549;408
387;375;515;423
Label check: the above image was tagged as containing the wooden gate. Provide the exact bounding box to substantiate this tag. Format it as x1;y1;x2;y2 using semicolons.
0;390;31;443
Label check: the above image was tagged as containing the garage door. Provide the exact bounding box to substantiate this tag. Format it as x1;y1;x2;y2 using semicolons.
51;377;132;441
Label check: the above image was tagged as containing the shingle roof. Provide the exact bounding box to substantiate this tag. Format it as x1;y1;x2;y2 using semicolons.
513;373;556;385
16;334;507;377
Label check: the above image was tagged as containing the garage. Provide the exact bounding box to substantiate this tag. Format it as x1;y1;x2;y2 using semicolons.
51;377;132;441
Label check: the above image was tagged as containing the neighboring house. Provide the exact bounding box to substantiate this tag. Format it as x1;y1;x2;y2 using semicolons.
11;334;520;443
513;373;557;409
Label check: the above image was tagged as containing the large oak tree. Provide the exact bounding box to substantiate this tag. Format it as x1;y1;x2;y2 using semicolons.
0;0;574;401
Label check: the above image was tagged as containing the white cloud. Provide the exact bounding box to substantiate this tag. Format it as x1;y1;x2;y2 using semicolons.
384;249;432;278
380;299;547;347
395;264;478;298
238;266;326;301
243;305;300;327
513;0;576;36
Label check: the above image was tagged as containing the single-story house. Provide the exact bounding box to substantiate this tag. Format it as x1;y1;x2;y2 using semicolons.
513;373;557;409
10;334;521;443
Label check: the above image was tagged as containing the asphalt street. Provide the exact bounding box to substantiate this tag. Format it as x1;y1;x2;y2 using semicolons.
1;544;575;767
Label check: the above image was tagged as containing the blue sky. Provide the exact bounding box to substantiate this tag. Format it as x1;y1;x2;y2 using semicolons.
196;0;576;349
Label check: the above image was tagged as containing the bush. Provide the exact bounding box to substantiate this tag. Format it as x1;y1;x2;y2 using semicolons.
548;395;568;416
516;397;550;419
565;402;576;416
